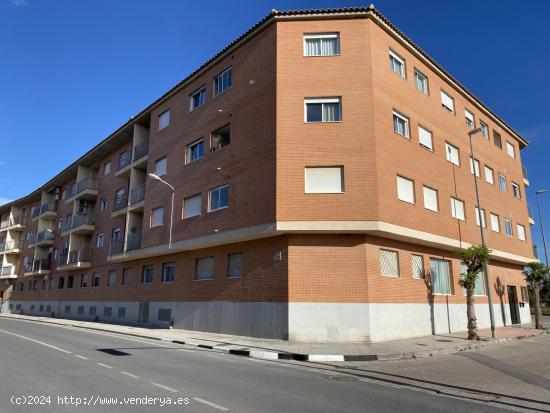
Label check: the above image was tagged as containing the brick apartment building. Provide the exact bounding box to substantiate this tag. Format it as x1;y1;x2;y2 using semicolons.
0;6;535;342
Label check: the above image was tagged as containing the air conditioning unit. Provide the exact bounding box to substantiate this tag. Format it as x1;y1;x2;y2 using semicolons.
77;206;87;215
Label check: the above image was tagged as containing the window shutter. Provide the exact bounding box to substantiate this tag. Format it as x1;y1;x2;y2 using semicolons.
418;126;433;149
305;167;343;193
440;91;454;112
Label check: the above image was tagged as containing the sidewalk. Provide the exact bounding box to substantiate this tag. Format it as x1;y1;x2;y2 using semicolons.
1;313;545;362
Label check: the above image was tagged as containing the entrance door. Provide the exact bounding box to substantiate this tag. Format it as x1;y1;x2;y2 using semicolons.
507;286;520;325
138;302;149;323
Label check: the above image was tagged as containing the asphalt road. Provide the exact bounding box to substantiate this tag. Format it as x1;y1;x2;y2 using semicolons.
0;318;507;413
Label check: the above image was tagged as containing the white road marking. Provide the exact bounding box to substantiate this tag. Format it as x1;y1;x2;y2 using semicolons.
192;397;230;411
151;382;178;393
120;371;140;379
74;355;88;360
0;328;71;354
97;362;113;369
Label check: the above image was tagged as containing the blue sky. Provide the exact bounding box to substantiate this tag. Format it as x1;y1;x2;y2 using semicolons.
1;0;549;258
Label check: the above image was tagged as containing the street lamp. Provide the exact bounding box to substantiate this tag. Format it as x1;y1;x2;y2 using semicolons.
535;189;549;268
148;173;175;249
468;127;496;338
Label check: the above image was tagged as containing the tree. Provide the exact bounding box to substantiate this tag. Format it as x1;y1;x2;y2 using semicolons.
523;262;549;330
457;244;491;340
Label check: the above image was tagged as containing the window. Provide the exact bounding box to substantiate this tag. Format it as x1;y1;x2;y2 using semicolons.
104;307;112;318
155;157;167;177
517;224;526;241
392;111;410;138
77;306;84;315
475;207;486;228
58;218;63;230
504;218;513;237
183;194;202;219
480;121;489;139
440;90;455;113
511;182;521;199
396;176;415;204
142;265;153;284
89;306;96;316
211;124;231;150
303;33;340;56
389;49;405;78
118;307;126;318
209;185;229;211
423;186;438;212
26;231;32;241
162;262;175;283
430;258;452;295
304;97;341;123
469;157;480;177
213;67;232;96
58;277;64;289
380;249;399;277
96;233;104;248
484;166;494;185
464;109;475;130
414;69;428;94
187;139;204;163
107;270;117;286
493;131;502;149
190;87;206;111
498;173;507;192
80;273;88;288
228;253;244;278
103;161;111;175
92;272;100;287
451;197;465;221
490;213;500;232
418;126;433;150
520;286;529;303
305;167;344;194
150;207;164;227
122;268;133;285
445;143;460;166
195;257;215;280
506;142;516;158
158;110;170;130
99;196;108;211
460;262;485;296
412;254;424;279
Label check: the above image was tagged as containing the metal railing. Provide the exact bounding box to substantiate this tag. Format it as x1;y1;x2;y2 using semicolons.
113;193;128;211
59;249;91;266
35;229;55;244
133;141;149;162
0;265;16;276
29;259;50;272
0;216;26;228
63;177;99;200
130;184;145;205
109;238;125;256
126;232;142;252
0;239;21;251
117;152;132;170
60;214;95;232
36;201;58;218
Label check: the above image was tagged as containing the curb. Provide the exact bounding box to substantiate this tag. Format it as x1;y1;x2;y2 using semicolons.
1;314;546;363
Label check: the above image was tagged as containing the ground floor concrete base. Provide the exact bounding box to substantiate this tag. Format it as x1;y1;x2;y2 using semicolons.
1;300;531;342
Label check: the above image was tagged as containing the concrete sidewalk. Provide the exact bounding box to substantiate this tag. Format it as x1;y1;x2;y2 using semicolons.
1;313;545;362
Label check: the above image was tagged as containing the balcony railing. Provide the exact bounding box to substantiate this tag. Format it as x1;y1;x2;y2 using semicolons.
133;141;149;162
33;201;58;219
117;152;132;170
63;177;99;200
35;229;55;244
0;239;21;251
0;216;27;229
126;232;142;252
59;249;91;266
113;193;129;211
27;259;50;273
109;238;125;256
60;214;95;233
0;265;17;276
130;184;145;205
523;166;528;180
529;206;535;220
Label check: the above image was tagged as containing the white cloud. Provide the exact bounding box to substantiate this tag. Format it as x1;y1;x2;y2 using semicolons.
0;197;12;206
10;0;29;6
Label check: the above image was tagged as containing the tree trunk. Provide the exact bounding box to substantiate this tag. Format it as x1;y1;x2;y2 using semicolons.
534;283;543;330
466;286;479;340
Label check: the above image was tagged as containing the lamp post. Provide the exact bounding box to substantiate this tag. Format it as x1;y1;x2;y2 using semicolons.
468;127;496;338
148;173;175;249
535;189;549;268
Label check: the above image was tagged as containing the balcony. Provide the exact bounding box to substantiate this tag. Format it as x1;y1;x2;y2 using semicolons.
0;216;27;232
108;238;125;256
523;166;530;187
115;152;132;177
0;265;18;279
24;259;50;276
132;141;149;167
0;239;22;254
129;184;145;211
29;229;55;247
126;232;142;251
528;205;535;225
60;214;95;236
111;193;129;217
64;177;99;204
58;249;91;270
32;201;58;221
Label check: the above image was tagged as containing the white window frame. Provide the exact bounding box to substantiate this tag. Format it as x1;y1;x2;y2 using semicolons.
418;125;433;151
186;139;204;164
464;109;475;130
305;166;344;194
511;182;521;199
445;142;460;166
484;166;494;185
150;207;164;228
469;157;480;177
414;68;429;94
506;141;516;158
103;161;111;175
504;218;513;237
396;176;415;204
517;224;526;241
480;120;489;139
389;49;406;78
189;87;206;111
451;197;465;221
96;233;104;248
490;213;500;232
475;207;486;228
423;186;438;212
430;258;452;295
440;90;455;113
213;67;232;96
304;97;342;123
158;110;170;130
155;157;167;177
182;194;202;219
209;184;229;212
392;110;410;139
498;173;507;192
303;32;340;57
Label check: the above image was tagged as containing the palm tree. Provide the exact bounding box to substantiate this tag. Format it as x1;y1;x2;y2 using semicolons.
523;262;549;330
457;245;490;340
